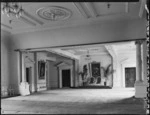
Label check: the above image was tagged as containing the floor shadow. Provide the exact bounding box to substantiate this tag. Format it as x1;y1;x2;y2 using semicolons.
71;86;112;89
110;96;144;104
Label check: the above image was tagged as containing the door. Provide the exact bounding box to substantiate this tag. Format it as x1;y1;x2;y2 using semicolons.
62;69;71;87
26;67;31;83
125;67;136;87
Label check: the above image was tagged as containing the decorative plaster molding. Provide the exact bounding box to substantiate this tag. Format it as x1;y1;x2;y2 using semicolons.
55;61;71;67
135;40;144;44
36;6;72;21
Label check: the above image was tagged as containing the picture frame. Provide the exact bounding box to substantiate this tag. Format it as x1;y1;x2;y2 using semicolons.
91;62;101;78
38;60;46;79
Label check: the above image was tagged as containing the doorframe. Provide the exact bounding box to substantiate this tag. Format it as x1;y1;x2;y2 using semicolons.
25;63;34;93
59;65;73;88
121;63;136;88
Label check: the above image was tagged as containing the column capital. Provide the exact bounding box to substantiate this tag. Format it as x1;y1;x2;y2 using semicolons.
135;40;144;45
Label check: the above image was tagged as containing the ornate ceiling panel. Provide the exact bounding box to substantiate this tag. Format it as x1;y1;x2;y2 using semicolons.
1;1;146;34
36;6;72;21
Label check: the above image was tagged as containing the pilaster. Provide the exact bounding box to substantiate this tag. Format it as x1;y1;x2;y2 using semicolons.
134;40;147;98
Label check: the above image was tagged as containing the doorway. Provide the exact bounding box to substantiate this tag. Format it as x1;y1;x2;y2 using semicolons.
125;67;136;87
26;67;32;91
62;69;71;87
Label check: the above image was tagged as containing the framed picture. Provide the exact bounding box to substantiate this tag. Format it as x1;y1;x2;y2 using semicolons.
91;62;101;78
38;60;46;79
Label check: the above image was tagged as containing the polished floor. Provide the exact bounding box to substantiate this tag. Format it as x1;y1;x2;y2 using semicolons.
1;88;146;114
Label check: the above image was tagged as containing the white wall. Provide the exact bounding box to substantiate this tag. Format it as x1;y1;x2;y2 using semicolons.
1;30;11;92
12;19;146;49
48;61;58;89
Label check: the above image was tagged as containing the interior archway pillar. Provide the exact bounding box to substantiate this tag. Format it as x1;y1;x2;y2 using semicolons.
134;40;146;98
19;51;30;96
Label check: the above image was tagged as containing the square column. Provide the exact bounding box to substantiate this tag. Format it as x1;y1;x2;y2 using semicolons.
134;40;147;98
19;52;30;96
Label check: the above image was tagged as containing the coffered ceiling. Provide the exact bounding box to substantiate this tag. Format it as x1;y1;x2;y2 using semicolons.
58;41;135;56
61;45;109;55
1;0;146;34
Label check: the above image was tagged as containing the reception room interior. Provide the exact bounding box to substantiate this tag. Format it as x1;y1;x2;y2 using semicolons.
1;1;149;114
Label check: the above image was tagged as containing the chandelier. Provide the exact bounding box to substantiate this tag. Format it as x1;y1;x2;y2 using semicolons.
1;2;24;18
85;50;91;61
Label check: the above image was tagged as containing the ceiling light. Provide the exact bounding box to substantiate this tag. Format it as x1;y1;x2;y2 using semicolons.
1;2;24;19
85;50;91;61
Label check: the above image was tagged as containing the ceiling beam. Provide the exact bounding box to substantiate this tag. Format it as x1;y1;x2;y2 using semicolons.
105;45;117;59
84;2;99;17
139;0;146;18
10;11;36;26
125;2;129;13
22;48;79;60
75;51;108;56
49;49;80;60
23;11;44;25
105;45;118;69
73;2;90;18
1;23;12;29
20;16;36;26
120;58;129;63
